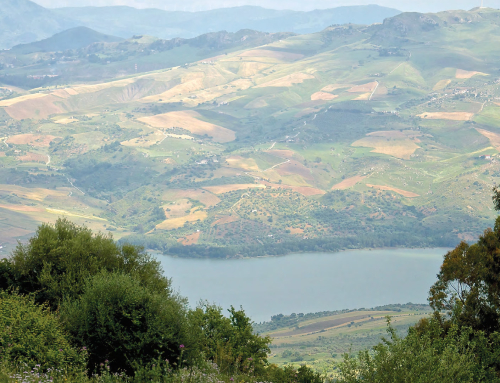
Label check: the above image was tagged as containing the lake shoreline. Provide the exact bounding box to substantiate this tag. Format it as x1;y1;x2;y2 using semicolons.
158;245;452;260
157;248;448;322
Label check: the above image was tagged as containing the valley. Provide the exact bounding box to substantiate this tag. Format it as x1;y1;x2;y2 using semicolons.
2;7;500;257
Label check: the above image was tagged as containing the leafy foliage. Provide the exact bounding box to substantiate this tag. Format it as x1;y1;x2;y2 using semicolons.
9;218;170;308
337;318;500;383
428;187;500;335
0;292;84;371
189;303;271;375
265;364;324;383
60;271;189;374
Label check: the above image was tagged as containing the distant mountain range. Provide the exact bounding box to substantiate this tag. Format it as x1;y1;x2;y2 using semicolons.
0;0;400;49
51;5;402;40
11;27;123;54
0;0;74;49
31;0;499;13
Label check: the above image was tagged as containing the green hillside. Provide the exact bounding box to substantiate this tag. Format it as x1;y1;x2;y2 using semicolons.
0;29;294;85
1;8;500;257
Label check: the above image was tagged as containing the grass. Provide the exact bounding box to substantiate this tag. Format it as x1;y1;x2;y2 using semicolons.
261;306;432;374
475;105;500;128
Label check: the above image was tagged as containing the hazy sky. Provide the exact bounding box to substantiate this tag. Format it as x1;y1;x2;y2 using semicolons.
32;0;500;12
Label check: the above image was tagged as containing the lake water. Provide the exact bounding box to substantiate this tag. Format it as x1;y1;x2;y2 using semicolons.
157;248;449;323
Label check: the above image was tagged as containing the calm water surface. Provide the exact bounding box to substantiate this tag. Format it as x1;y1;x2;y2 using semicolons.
158;248;449;323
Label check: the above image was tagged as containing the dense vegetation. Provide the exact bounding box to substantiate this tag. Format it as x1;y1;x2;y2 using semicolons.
4;195;500;381
333;189;500;382
0;219;322;382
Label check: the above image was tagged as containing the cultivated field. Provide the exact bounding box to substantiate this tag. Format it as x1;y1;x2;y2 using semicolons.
203;184;266;194
255;73;315;88
332;175;366;190
138;111;236;143
6;134;59;147
456;69;488;79
366;184;420;198
156;210;208;230
352;136;420;160
418;112;474;121
311;92;338;101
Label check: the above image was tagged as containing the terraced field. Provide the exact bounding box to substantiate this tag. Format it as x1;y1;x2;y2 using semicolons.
1;8;500;256
256;304;432;376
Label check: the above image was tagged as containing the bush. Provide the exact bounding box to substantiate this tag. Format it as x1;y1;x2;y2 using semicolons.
188;303;271;375
0;259;15;291
265;364;324;383
337;318;500;383
61;271;190;374
9;218;170;308
0;292;84;371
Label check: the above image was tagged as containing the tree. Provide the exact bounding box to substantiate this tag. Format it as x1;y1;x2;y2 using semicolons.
0;291;84;371
337;318;500;383
189;303;271;375
265;364;323;383
9;218;170;308
428;188;500;335
61;271;190;374
0;259;15;291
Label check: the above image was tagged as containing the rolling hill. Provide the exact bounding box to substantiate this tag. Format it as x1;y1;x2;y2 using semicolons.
11;27;123;54
1;8;500;257
0;29;294;86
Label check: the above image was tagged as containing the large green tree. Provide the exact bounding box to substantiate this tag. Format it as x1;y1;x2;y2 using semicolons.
61;271;190;374
428;187;500;335
189;303;271;375
8;218;170;308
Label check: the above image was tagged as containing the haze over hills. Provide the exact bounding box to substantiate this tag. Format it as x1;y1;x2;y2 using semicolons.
1;8;500;257
52;5;401;40
11;27;123;55
0;0;401;49
0;0;74;49
32;0;500;13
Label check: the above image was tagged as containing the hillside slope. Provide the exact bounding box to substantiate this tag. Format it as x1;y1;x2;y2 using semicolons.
1;8;500;256
0;29;294;86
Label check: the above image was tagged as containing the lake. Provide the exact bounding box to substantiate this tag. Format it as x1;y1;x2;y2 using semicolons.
157;248;449;323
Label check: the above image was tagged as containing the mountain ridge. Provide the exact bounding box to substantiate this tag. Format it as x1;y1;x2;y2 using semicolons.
11;27;123;54
0;0;75;49
51;4;401;39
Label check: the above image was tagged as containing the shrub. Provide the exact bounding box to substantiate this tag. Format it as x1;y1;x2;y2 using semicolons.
61;271;190;374
0;292;84;371
337;318;500;383
0;259;15;291
189;303;271;375
265;364;324;383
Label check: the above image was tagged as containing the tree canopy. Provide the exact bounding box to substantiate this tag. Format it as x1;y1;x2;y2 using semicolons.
8;218;170;308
